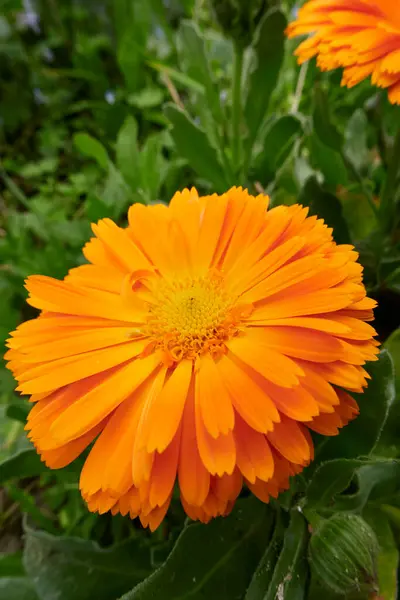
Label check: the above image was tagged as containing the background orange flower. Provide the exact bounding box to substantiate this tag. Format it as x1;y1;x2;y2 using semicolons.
287;0;400;104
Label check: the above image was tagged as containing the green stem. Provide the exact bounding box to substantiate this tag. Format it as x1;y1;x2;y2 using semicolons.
231;43;244;178
380;126;400;233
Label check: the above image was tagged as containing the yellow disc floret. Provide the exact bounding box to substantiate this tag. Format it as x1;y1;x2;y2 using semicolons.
141;271;252;365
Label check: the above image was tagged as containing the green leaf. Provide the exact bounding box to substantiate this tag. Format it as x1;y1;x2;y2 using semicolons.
384;328;400;382
20;158;58;179
23;524;154;600
313;86;343;152
73;133;109;170
305;458;368;510
252;115;302;186
333;460;400;512
344;109;369;172
385;267;400;294
309;135;348;188
0;577;39;600
147;61;204;94
116;116;140;191
244;9;287;156
364;509;399;600
340;189;376;240
379;128;400;234
0;449;48;483
245;510;284;600
128;87;164;109
263;509;309;600
164;103;230;191
139;132;168;201
114;0;150;93
379;330;400;455
298;177;351;244
101;163;133;216
120;498;272;600
315;350;395;463
177;21;223;124
305;457;400;512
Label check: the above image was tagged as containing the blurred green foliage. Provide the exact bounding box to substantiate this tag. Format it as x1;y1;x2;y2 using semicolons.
1;0;400;598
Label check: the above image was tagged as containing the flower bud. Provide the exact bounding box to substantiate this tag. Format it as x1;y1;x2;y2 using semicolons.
308;514;379;596
209;0;275;48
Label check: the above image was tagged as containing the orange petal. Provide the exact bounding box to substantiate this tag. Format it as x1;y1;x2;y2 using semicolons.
196;354;234;438
267;415;311;465
143;360;192;453
195;391;236;476
227;333;303;388
49;354;160;443
234;414;274;483
149;427;181;508
217;354;279;432
178;387;210;506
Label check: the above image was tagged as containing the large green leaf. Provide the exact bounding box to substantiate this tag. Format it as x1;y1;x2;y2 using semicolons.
299;177;351;245
177;21;223;124
23;524;154;600
263;509;309;600
244;9;287;157
245;510;284;600
252;116;302;187
164;103;230;191
0;551;37;599
0;449;47;483
120;498;273;600
315;350;395;463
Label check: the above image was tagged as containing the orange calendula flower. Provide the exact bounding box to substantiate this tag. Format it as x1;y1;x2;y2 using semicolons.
287;0;400;104
6;188;379;531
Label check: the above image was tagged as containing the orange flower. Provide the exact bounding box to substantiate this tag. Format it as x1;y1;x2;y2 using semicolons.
5;188;379;531
287;0;400;104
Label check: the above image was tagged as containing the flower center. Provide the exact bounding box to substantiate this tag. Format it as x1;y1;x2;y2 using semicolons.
142;272;252;365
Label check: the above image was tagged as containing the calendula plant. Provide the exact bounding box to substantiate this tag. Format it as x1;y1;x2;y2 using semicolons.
1;1;400;600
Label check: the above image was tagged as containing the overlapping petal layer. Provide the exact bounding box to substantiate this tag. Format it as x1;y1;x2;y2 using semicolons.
6;187;378;530
287;0;400;104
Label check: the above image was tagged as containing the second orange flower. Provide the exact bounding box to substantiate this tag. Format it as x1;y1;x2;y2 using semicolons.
287;0;400;104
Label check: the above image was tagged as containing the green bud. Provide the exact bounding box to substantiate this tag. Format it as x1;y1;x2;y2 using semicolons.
209;0;275;48
308;514;380;596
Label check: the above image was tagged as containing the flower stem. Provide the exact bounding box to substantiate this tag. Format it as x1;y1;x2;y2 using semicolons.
380;125;400;233
231;43;244;177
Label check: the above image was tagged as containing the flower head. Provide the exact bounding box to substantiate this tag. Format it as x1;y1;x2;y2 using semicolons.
287;0;400;104
5;188;379;530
